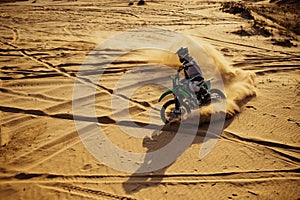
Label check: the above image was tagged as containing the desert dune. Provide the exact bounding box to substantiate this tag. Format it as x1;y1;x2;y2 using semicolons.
0;0;299;199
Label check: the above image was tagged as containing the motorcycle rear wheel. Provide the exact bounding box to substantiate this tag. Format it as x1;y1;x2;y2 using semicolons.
210;88;226;102
161;99;191;124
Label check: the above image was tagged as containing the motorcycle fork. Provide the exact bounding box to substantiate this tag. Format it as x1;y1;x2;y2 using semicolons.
174;97;181;114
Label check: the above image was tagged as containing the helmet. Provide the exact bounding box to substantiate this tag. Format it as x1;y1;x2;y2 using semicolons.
176;47;190;62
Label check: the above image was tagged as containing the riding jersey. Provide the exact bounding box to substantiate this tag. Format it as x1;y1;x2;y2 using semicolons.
183;58;204;81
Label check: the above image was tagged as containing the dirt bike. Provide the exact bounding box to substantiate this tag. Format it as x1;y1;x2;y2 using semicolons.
158;65;226;124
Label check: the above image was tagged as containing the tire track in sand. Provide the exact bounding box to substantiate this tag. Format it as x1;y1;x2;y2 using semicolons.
0;39;151;111
0;88;65;102
1;169;299;184
221;130;300;164
39;183;136;200
1;25;19;43
4;123;96;170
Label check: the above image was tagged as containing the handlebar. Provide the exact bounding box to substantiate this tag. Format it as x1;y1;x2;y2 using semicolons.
178;65;184;72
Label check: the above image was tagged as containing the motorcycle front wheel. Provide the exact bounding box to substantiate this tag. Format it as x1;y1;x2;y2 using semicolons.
161;99;191;124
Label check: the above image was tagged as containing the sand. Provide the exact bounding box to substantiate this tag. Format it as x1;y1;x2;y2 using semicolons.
0;0;299;199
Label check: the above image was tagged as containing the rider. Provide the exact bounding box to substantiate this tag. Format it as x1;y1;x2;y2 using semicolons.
176;47;211;104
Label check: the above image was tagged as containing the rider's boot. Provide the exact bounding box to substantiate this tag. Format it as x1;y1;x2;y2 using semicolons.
198;87;211;104
203;93;211;104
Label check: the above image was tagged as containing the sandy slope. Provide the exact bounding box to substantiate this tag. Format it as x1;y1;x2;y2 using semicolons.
0;0;299;199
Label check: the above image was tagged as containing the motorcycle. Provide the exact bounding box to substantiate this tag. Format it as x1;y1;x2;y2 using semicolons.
158;65;226;124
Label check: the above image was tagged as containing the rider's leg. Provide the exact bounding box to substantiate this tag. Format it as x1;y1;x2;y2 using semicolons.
198;87;211;104
190;76;211;103
191;76;204;93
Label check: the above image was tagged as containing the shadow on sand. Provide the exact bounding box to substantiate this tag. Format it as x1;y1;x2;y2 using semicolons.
122;116;235;194
122;95;255;194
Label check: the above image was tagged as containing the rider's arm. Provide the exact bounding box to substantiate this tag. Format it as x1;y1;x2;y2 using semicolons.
182;61;192;79
184;62;193;68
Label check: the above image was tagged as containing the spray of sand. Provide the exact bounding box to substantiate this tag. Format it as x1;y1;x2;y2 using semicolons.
198;44;256;122
156;45;255;121
121;45;256;123
150;44;256;122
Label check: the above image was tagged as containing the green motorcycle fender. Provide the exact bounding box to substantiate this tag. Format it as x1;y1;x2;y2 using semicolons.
158;88;191;102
